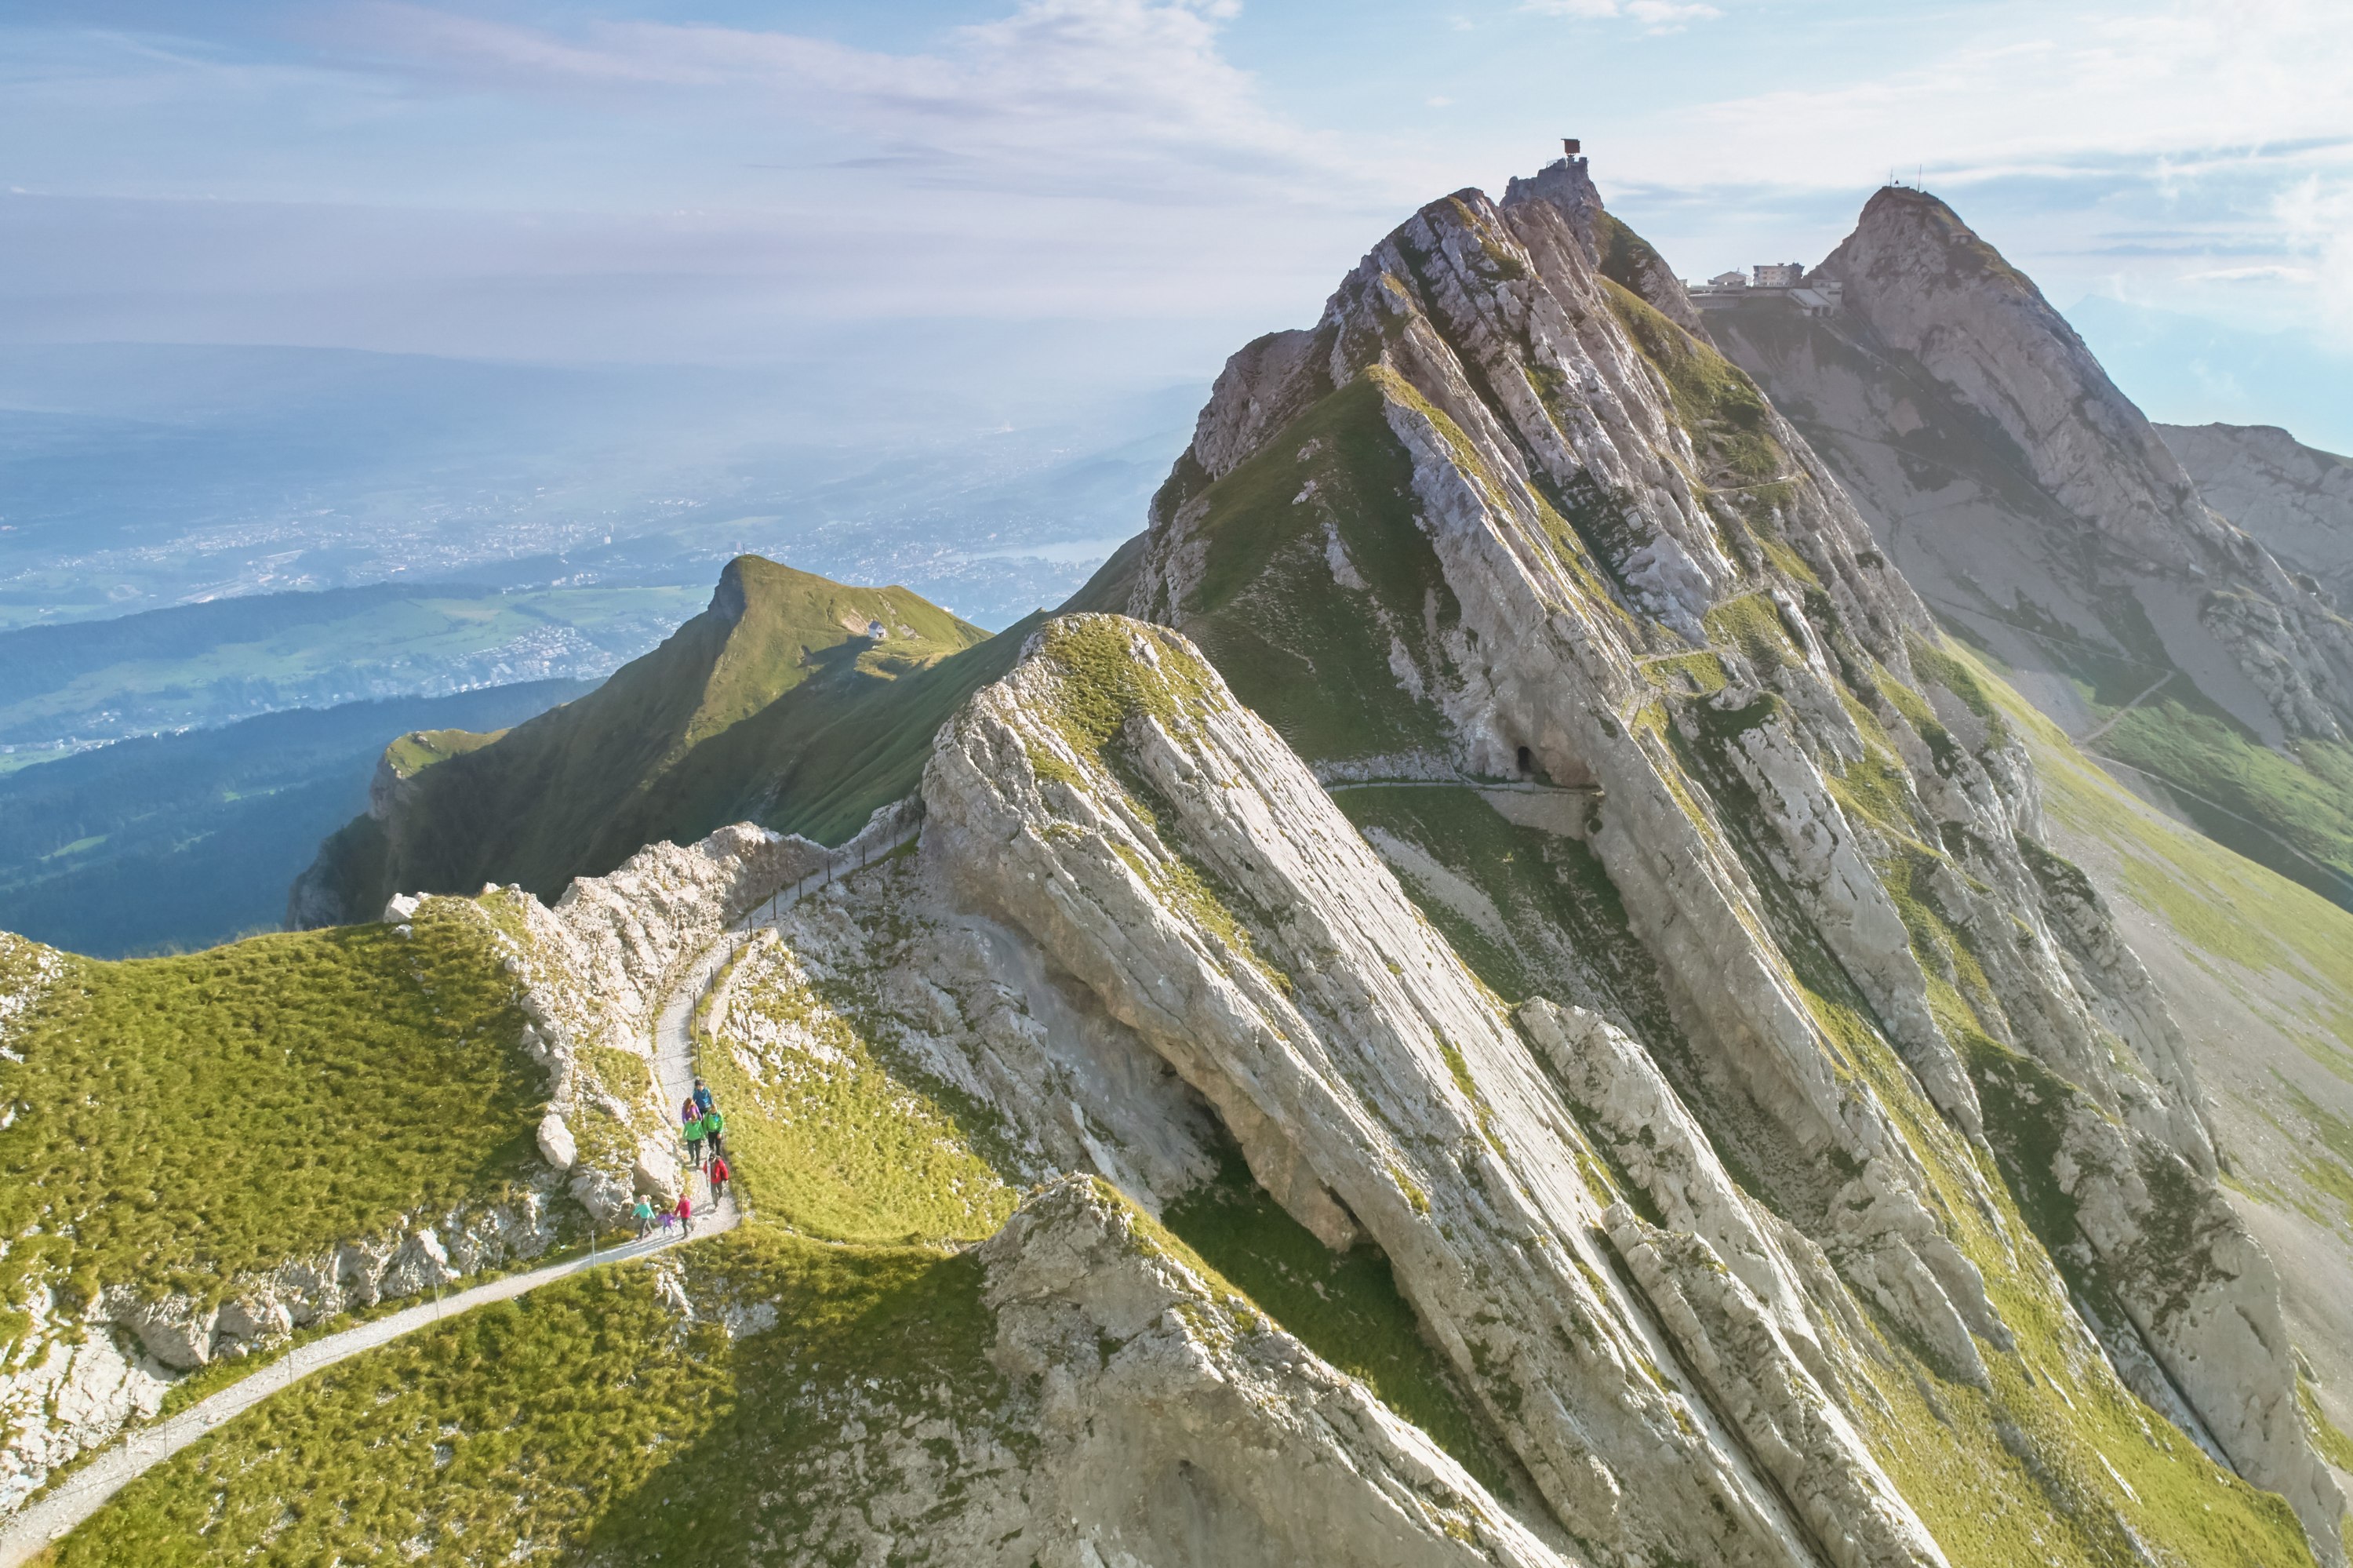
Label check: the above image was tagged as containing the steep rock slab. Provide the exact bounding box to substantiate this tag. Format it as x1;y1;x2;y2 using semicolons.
924;613;1937;1568
1119;160;2337;1562
979;1177;1580;1568
1133;179;2094;1372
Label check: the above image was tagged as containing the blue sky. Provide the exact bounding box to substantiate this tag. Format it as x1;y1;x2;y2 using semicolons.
3;0;2349;450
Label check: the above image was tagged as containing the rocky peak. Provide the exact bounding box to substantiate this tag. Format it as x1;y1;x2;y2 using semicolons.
1113;157;2345;1562
1503;156;1704;332
1809;189;2353;742
1818;188;2224;573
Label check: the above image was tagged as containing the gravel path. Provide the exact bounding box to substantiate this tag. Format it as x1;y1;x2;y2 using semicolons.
0;814;924;1563
0;922;753;1566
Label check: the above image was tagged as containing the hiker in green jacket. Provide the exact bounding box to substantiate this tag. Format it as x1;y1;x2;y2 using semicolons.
684;1111;706;1170
703;1109;726;1162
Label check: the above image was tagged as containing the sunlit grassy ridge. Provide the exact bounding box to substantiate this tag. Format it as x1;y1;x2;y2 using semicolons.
0;901;543;1349
304;557;1017;915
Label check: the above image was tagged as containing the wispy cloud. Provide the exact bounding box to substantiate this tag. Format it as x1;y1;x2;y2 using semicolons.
1523;0;1723;31
322;0;1398;204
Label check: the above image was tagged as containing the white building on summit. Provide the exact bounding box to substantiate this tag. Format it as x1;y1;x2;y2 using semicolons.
1689;262;1842;315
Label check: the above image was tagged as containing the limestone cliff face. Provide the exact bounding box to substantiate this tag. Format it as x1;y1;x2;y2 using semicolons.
1104;163;2344;1563
922;616;1938;1568
1709;188;2353;749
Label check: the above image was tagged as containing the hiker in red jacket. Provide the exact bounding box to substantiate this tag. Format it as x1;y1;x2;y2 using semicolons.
675;1191;694;1235
707;1154;730;1203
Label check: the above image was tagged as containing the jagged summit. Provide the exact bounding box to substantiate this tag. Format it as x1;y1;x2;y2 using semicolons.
1729;186;2353;751
1504;155;1704;331
1115;160;2345;1562
1820;187;2245;576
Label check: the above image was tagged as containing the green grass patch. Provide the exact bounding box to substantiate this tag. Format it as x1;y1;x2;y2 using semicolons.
1703;591;1798;673
382;726;506;780
1172;373;1462;766
2096;700;2353;911
2300;1380;2353;1474
0;904;542;1347
49;1227;1006;1566
305;557;1002;909
1907;633;2008;736
1162;1152;1508;1493
1602;278;1782;485
703;944;1018;1246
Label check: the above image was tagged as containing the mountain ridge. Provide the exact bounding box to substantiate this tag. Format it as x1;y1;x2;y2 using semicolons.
289;556;1001;920
13;155;2353;1566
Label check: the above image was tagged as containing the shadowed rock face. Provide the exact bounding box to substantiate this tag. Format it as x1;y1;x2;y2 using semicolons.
2160;421;2353;609
1711;187;2353;751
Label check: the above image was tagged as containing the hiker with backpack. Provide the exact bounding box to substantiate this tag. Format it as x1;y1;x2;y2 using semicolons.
707;1154;730;1203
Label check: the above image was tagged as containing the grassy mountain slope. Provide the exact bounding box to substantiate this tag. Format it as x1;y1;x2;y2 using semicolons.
296;558;1001;914
57;924;1515;1564
0;902;544;1349
0;678;590;959
42;1226;1002;1567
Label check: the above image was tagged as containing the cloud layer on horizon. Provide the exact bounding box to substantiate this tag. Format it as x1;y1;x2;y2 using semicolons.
0;0;2346;444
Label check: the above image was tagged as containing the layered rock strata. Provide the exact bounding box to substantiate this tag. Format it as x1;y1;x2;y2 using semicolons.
922;615;1940;1568
977;1177;1580;1568
1113;162;2342;1561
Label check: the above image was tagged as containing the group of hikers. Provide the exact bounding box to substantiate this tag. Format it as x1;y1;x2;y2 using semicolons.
628;1075;733;1241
